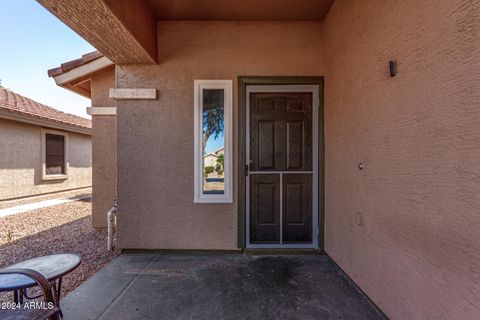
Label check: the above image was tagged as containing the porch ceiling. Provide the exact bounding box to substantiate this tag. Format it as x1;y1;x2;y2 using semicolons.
37;0;158;64
36;0;333;65
146;0;334;21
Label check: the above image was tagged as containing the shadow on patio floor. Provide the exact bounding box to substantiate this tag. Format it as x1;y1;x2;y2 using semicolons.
62;253;386;320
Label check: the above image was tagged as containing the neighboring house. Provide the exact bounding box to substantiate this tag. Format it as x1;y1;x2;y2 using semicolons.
204;147;224;168
39;1;480;319
203;153;217;168
213;147;224;157
0;86;91;200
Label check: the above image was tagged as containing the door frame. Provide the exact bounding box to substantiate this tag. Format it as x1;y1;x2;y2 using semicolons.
237;76;325;250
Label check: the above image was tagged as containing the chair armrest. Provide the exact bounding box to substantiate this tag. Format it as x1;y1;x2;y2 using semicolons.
0;268;56;305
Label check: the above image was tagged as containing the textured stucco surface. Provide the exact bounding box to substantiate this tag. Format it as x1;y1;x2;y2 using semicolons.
0;118;92;200
323;1;480;319
37;0;156;64
91;69;117;228
115;22;324;249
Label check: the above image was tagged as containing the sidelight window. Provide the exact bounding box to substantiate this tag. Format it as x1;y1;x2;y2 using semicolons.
194;80;233;203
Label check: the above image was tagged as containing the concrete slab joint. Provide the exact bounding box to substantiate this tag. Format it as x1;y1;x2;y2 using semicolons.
109;88;157;100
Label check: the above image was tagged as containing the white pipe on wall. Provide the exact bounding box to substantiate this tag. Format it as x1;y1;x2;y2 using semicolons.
107;205;117;251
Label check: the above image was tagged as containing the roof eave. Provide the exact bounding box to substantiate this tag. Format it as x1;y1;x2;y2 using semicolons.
51;56;114;98
0;108;91;136
52;56;113;86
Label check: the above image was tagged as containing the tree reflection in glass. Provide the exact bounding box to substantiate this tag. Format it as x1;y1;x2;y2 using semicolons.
202;89;225;194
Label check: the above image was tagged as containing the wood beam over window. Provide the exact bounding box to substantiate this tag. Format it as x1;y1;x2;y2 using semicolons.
37;0;157;64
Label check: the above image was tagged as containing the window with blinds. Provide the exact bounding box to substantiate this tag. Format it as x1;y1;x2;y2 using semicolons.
42;129;68;180
45;133;65;175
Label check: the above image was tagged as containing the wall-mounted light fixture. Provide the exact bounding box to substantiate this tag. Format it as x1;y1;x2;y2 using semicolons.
389;60;397;77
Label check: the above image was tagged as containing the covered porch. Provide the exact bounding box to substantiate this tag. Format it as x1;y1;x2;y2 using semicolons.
37;0;480;319
61;253;385;319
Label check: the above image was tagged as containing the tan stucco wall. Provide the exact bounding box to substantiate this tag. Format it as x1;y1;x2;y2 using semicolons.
115;22;324;249
0;118;92;200
323;1;480;319
91;68;117;228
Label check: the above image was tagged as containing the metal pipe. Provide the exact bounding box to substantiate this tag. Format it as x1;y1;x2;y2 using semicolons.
107;205;117;251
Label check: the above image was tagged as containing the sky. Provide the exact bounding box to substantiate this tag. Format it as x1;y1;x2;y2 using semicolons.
0;0;225;151
205;134;224;155
0;1;95;118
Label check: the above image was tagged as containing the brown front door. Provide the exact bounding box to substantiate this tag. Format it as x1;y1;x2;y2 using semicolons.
248;89;316;246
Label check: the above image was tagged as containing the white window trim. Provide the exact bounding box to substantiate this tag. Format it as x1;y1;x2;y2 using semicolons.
41;128;69;181
194;80;233;203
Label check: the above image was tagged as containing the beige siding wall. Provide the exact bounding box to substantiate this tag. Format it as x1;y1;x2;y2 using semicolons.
323;1;480;319
115;22;324;249
91;68;117;228
0;118;92;200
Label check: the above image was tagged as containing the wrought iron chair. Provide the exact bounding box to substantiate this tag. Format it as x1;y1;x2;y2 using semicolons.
0;268;61;320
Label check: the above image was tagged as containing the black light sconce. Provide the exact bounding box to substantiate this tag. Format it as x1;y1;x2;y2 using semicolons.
389;60;397;77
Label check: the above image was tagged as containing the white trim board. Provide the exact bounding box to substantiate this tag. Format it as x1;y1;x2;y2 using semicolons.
87;107;117;116
53;56;113;85
109;88;157;100
246;85;320;249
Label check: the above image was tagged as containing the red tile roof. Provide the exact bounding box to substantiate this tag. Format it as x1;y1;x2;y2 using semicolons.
0;86;91;130
48;51;105;77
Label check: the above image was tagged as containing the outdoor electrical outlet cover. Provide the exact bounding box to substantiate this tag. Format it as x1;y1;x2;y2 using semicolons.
356;212;364;227
389;60;397;77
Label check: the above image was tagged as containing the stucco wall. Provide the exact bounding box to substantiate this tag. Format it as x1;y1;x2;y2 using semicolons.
115;22;324;249
0;118;92;200
91;68;117;228
323;1;480;319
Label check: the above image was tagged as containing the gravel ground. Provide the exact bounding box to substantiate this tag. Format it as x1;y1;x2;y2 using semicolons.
0;188;92;209
0;197;119;303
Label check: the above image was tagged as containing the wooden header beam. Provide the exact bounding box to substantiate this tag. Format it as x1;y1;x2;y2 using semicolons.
37;0;157;64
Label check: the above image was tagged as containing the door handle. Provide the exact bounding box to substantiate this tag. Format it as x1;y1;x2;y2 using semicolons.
245;164;249;176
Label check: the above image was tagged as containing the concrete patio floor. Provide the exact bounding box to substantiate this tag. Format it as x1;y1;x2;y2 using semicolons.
61;253;386;320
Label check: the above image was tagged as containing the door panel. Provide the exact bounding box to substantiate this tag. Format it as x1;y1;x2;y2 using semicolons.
286;121;304;169
258;121;275;169
250;93;312;171
248;91;314;246
250;174;280;243
283;174;312;243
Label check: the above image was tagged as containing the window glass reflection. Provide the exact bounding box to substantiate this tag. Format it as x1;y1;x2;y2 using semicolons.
202;89;225;194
